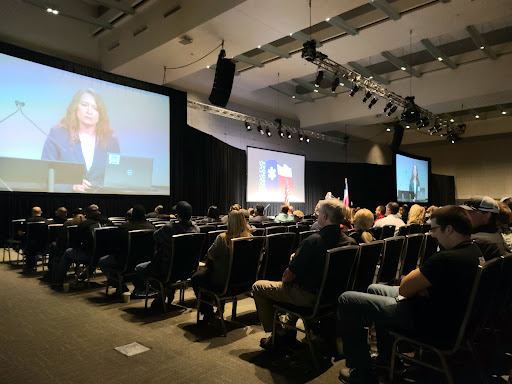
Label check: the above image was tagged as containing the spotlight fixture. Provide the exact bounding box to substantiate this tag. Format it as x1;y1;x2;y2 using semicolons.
405;125;410;129
383;101;393;112
502;111;507;115
286;130;292;139
245;121;251;131
368;97;378;109
257;125;264;135
278;128;284;138
362;91;372;103
450;118;455;123
315;71;324;87
386;127;391;132
331;77;340;93
401;96;422;123
387;105;398;117
349;85;360;97
299;134;304;142
447;133;462;144
47;7;59;15
475;114;479;119
266;127;272;137
305;136;310;143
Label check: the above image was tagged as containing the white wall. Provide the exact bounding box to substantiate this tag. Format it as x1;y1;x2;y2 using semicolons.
401;133;512;201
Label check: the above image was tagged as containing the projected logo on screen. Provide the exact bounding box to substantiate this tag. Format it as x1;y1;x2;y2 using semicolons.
258;160;294;195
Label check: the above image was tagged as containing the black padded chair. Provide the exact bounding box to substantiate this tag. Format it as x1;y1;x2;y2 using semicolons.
351;241;383;292
262;221;278;228
272;245;360;367
145;233;205;314
376;236;406;284
380;225;396;239
3;219;26;262
25;221;49;270
369;226;382;242
260;232;295;281
399;233;425;277
216;224;228;230
204;230;226;260
420;233;438;265
251;228;265;237
390;257;502;384
287;223;309;233
421;223;431;233
397;225;409;236
196;236;265;336
408;223;422;234
198;224;216;234
105;229;155;295
265;226;287;235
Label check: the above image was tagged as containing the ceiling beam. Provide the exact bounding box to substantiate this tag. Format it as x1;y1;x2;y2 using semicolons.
232;54;264;68
348;61;389;84
369;0;400;21
466;25;497;60
257;44;291;59
420;38;457;69
326;16;358;36
268;85;314;102
289;31;323;47
293;78;337;97
92;0;135;15
381;50;422;77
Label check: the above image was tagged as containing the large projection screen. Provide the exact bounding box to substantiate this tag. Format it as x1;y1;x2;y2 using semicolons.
0;52;170;195
247;147;305;203
395;151;430;203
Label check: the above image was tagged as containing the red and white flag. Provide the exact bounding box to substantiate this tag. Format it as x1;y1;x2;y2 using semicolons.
284;179;290;205
343;178;350;207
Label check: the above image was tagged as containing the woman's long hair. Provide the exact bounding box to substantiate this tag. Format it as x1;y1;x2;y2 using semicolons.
407;204;426;225
223;210;252;246
354;209;374;244
58;88;113;149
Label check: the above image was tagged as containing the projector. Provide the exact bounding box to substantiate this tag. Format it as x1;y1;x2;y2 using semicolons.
400;96;421;123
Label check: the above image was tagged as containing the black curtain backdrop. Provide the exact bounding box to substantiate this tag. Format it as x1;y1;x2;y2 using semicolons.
0;43;455;240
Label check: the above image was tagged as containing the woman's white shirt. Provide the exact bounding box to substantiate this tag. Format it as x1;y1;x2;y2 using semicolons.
79;132;96;171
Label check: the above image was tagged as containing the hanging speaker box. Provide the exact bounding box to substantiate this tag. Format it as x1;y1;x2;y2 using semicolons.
209;57;235;108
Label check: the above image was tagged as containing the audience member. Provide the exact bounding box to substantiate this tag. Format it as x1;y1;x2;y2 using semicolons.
373;202;405;234
341;207;355;231
249;204;269;223
311;201;322;231
253;199;356;351
22;207;47;273
293;210;304;223
350;209;375;244
146;205;164;218
374;206;385;222
399;204;409;223
206;205;220;223
52;207;68;224
248;207;255;218
221;204;240;223
274;204;292;223
499;197;512;249
98;205;154;295
338;206;481;383
133;201;199;310
192;210;253;322
461;196;510;261
407;204;426;225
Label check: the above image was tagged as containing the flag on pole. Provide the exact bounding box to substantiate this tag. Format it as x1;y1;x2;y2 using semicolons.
284;178;290;205
343;178;350;207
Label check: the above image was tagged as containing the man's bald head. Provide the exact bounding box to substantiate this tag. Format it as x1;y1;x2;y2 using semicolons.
32;207;42;216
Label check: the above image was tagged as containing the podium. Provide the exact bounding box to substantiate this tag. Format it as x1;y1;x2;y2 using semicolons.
0;157;85;192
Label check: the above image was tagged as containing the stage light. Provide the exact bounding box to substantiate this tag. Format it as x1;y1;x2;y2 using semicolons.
305;136;310;143
331;77;340;93
257;125;264;135
299;134;304;142
386;127;391;132
450;118;455;123
368;97;378;109
405;125;410;129
349;85;360;97
383;101;393;112
387;105;398;117
278;128;284;138
362;91;372;103
266;127;272;137
245;121;251;131
475;114;479;119
286;131;292;139
502;111;507;115
315;71;324;87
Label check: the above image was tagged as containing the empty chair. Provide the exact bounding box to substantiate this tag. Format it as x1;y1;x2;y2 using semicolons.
408;223;422;234
196;236;265;336
376;236;406;284
265;226;287;236
380;225;396;239
400;233;425;277
351;241;383;292
260;232;295;281
24;221;49;270
3;219;26;262
198;224;216;234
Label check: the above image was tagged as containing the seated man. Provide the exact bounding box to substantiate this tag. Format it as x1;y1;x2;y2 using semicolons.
253;198;356;350
274;204;292;223
22;206;47;273
337;206;482;384
374;205;385;222
52;207;68;224
373;202;405;232
249;204;269;223
133;201;199;310
52;204;111;289
98;204;155;295
461;196;510;261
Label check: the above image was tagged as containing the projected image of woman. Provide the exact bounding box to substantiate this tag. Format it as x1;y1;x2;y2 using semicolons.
409;163;420;201
41;88;120;192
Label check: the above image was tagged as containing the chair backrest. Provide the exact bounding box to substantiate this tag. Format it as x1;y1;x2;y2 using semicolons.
351;241;384;292
26;221;49;253
314;245;360;312
91;226;120;267
251;228;265;237
216;224;228;230
124;229;155;273
420;233;438;265
408;223;422;234
220;236;265;296
206;230;227;253
380;225;396;239
48;224;64;244
262;221;278;228
421;223;431;233
369;226;382;241
66;225;79;248
164;233;206;283
10;219;26;241
377;236;406;284
400;233;425;276
108;217;125;221
198;224;216;234
261;232;296;281
265;226;287;235
287;223;309;233
397;225;409;236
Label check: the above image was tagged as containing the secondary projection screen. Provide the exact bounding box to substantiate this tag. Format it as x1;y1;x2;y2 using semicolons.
0;52;170;195
247;147;305;203
395;152;430;203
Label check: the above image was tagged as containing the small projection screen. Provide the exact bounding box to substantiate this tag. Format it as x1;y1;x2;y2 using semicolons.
247;146;305;203
0;52;170;195
395;151;431;203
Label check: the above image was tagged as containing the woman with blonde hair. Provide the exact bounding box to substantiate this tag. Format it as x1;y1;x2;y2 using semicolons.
350;209;375;244
407;204;426;225
192;210;252;321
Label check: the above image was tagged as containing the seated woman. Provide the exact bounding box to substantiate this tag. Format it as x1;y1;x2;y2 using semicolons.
191;210;253;321
349;209;375;244
407;204;426;225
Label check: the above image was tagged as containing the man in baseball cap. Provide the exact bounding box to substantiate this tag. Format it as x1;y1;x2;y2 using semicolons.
461;196;510;261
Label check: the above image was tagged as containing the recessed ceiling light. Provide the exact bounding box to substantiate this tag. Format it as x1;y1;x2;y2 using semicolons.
314;89;318;93
325;18;331;21
450;118;455;123
502;111;507;115
480;46;485;50
475;114;479;119
437;57;443;61
400;66;406;71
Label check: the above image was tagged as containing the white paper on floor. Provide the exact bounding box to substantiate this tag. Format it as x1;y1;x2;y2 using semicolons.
115;342;150;357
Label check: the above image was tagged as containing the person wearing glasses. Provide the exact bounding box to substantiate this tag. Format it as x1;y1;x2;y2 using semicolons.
337;206;482;384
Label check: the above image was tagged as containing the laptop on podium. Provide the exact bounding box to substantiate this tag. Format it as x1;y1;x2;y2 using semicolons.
103;154;153;190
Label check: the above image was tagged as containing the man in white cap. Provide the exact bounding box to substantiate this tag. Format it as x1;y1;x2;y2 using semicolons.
461;196;510;261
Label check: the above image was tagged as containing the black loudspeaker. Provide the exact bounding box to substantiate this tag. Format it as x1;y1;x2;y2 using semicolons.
209;50;235;108
391;123;404;152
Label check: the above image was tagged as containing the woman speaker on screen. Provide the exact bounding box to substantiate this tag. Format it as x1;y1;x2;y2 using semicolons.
409;163;420;201
41;88;120;192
